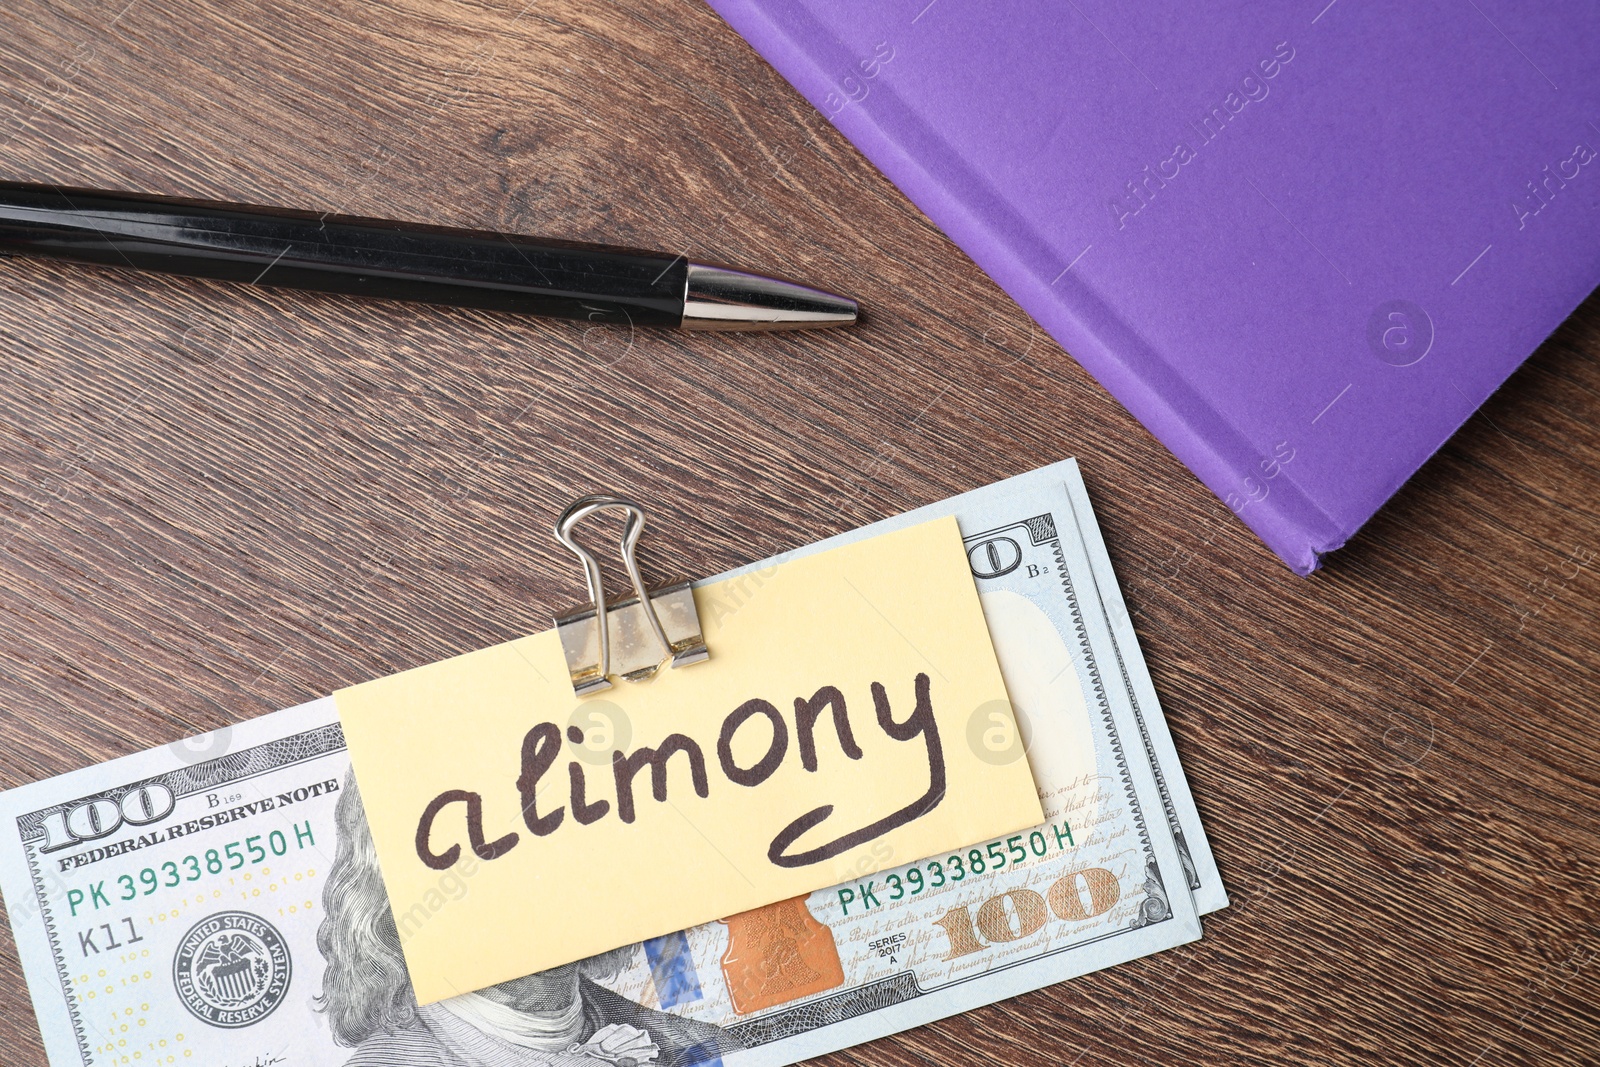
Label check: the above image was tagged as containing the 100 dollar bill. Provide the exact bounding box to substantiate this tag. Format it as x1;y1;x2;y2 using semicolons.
0;462;1219;1066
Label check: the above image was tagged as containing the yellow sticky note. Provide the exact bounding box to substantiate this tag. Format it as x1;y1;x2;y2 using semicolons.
335;516;1043;1004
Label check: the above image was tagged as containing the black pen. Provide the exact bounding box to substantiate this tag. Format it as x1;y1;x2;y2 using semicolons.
0;181;858;331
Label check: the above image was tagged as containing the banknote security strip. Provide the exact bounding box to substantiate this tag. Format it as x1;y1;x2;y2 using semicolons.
0;459;1227;1067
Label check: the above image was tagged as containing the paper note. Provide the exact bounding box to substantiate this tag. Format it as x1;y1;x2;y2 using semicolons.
335;516;1043;1004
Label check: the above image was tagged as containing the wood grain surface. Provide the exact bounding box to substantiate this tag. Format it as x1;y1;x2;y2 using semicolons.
0;1;1597;1064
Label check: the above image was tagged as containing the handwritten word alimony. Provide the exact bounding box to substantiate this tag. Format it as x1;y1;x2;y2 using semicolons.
414;672;946;873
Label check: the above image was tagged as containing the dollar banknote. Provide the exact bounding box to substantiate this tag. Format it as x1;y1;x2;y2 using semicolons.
0;460;1221;1066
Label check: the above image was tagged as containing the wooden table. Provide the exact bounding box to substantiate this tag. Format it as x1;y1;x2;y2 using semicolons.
1;2;1596;1064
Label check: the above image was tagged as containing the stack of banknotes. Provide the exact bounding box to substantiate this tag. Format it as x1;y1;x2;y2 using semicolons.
0;459;1226;1067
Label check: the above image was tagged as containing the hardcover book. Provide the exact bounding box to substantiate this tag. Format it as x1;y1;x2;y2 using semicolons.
706;0;1600;572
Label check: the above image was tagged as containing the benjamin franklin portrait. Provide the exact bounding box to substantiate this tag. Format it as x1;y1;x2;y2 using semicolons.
316;771;740;1066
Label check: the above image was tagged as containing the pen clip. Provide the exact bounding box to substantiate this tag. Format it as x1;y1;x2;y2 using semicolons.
553;495;709;696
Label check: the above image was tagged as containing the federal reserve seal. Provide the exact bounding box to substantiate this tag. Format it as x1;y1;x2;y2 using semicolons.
171;911;291;1028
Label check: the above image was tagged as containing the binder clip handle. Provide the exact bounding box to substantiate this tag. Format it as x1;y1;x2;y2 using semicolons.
553;495;709;696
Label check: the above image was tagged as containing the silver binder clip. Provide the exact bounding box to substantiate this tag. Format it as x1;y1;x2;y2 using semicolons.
553;495;710;697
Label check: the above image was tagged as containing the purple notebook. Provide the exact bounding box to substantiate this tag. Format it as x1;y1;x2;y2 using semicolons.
706;0;1600;573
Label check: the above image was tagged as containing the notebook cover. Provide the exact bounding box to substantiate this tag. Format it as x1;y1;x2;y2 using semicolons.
705;0;1600;573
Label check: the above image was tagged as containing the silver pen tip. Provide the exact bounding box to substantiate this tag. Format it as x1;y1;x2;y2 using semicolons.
681;263;858;331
